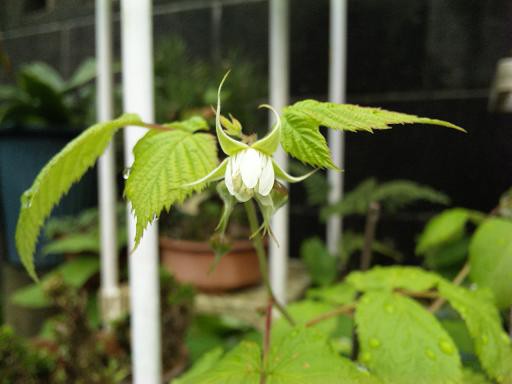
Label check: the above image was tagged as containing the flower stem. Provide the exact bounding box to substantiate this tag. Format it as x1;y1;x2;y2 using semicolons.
244;200;295;326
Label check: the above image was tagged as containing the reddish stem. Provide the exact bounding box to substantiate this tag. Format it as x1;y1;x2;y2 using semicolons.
260;297;273;384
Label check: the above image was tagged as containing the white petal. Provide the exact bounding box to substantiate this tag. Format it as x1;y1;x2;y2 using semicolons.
258;156;274;196
224;158;235;195
240;148;262;189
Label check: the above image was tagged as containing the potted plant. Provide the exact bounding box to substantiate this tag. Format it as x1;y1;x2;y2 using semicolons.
0;59;97;270
20;73;511;384
159;188;262;292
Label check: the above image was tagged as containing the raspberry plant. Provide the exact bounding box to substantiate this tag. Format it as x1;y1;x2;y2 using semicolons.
16;74;512;383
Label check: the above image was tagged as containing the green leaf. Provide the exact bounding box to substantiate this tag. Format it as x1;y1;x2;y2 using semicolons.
469;218;512;308
307;282;357;306
272;301;338;343
65;58;96;91
281;108;337;169
164;116;209;133
322;178;449;219
184;328;381;384
355;291;462;384
15;114;142;279
11;257;99;308
281;100;464;169
462;369;493;384
346;266;440;293
339;231;403;267
416;208;474;255
424;235;469;270
174;347;224;384
300;237;337;286
126;126;218;247
437;281;512;383
42;230;100;255
371;180;450;212
321;178;378;219
20;62;65;92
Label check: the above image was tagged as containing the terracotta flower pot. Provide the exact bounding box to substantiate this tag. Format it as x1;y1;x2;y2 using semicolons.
160;237;262;292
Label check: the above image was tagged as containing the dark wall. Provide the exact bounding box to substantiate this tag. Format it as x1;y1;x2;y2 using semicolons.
1;0;512;258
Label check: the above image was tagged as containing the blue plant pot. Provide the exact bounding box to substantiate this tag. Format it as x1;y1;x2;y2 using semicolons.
0;128;97;270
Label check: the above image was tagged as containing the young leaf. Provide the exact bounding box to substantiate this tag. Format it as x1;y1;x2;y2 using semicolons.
346;266;440;293
355;291;462;384
281;100;464;168
469;218;512;308
125;122;218;247
437;281;512;383
416;208;475;255
15;113;142;279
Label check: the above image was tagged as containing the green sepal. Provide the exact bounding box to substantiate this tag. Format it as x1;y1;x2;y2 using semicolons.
272;159;318;183
215;72;248;155
253;181;289;242
251;104;281;156
183;158;228;189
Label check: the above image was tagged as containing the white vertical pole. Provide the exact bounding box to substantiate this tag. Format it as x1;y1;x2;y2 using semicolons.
121;1;162;383
95;0;121;328
327;0;347;255
269;0;289;306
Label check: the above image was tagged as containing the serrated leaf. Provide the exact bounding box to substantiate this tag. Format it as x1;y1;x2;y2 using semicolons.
164;116;209;133
281;100;464;169
371;180;450;212
126;126;218;247
322;178;449;219
416;208;474;255
469;218;512;308
281;108;337;169
346;266;440;293
438;281;512;383
355;291;462;384
15;114;142;279
184;327;381;384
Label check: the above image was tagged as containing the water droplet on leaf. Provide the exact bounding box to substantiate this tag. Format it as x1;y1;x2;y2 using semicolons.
123;167;131;180
361;352;372;363
21;191;33;209
384;304;394;314
369;338;380;349
439;340;454;355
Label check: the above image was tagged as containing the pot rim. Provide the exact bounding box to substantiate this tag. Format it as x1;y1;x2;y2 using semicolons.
159;236;257;253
